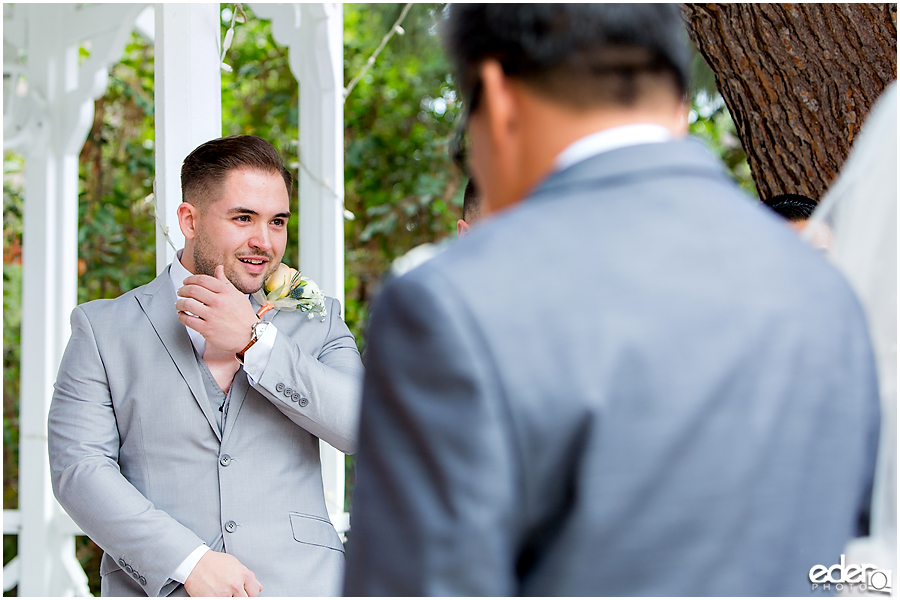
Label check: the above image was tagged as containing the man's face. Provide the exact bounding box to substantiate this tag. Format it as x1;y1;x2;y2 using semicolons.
190;168;290;294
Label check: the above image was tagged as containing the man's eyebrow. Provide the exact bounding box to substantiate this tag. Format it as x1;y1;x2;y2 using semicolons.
226;207;291;219
227;207;258;215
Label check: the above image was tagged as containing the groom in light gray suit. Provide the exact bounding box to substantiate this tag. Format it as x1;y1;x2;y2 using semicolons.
50;135;362;596
345;5;880;596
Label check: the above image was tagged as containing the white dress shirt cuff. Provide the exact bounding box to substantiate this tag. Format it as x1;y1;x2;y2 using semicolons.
242;322;278;385
171;544;209;584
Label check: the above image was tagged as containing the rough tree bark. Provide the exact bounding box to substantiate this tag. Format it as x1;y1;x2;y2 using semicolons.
683;4;896;201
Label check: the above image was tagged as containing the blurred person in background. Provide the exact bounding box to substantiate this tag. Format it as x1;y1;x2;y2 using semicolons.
804;81;897;588
763;192;818;233
389;177;482;279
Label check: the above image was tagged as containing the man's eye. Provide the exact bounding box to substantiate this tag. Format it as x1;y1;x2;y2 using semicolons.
235;215;251;222
272;219;285;227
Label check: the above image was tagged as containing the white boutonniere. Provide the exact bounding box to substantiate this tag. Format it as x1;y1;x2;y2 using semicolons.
252;263;328;321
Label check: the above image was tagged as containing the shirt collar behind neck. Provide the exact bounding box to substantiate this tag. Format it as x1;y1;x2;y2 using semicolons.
169;249;207;356
169;249;193;291
554;123;675;173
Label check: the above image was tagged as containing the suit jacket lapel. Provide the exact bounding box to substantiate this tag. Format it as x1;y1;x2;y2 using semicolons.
136;267;222;442
222;292;270;441
223;370;249;442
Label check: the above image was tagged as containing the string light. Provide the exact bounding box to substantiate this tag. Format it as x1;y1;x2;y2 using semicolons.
343;3;412;102
220;3;247;72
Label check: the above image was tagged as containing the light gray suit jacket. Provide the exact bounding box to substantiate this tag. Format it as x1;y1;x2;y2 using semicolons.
49;266;363;597
344;139;880;596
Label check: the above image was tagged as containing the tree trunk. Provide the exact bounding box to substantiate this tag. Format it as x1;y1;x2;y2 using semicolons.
683;3;897;201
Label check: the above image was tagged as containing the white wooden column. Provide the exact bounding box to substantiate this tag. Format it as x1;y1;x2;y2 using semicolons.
297;3;345;308
5;4;147;595
300;3;348;532
251;2;348;532
154;3;222;273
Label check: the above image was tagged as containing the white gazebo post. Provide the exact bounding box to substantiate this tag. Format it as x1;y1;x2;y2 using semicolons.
297;3;345;308
251;2;348;532
3;4;148;595
298;5;348;531
154;3;222;272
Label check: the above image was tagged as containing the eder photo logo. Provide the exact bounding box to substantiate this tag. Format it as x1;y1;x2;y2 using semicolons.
809;555;892;594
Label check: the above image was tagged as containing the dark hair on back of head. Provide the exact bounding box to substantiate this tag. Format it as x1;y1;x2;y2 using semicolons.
181;135;293;207
763;193;818;222
444;4;691;111
462;179;481;222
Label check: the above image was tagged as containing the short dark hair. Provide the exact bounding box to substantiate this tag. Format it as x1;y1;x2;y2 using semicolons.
763;193;817;221
462;179;481;223
444;4;690;111
181;135;292;207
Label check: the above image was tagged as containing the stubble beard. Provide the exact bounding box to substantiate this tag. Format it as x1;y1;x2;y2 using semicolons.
193;235;276;295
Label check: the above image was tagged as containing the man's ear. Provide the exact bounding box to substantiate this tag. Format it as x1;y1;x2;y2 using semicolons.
176;202;199;240
457;219;469;237
478;59;518;154
470;59;524;214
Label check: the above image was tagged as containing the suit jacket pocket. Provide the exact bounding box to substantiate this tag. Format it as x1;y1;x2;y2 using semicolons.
288;512;344;553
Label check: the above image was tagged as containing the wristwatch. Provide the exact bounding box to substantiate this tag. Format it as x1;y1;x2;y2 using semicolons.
236;320;269;364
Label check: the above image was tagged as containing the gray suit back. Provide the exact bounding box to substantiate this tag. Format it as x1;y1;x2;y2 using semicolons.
344;139;880;595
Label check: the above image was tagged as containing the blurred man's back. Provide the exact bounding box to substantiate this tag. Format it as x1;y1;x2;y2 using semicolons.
344;5;880;595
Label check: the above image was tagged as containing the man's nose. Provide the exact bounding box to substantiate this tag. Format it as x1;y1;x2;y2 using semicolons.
248;223;272;252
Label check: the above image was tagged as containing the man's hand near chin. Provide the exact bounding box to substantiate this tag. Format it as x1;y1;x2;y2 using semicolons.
184;550;262;597
175;265;260;354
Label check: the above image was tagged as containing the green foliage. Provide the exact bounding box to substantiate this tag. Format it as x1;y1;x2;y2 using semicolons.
687;51;756;196
78;35;157;303
688;90;756;196
3;262;21;510
343;4;465;350
3;152;24;588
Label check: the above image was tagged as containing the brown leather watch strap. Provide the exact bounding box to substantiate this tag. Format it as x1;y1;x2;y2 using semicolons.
236;320;265;364
235;336;258;364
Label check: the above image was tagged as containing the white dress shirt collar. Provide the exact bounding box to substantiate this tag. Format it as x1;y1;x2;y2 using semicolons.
554;123;674;173
169;249;207;356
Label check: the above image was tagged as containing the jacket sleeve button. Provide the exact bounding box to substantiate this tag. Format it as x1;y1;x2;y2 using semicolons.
275;382;285;393
299;397;309;407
